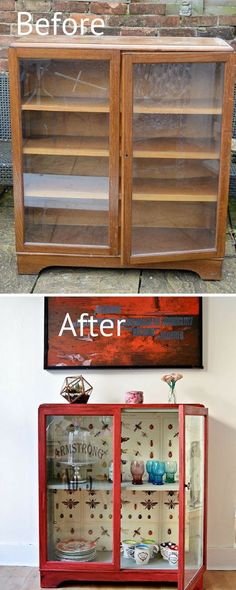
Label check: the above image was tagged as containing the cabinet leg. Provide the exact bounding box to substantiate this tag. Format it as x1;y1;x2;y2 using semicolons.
195;573;204;590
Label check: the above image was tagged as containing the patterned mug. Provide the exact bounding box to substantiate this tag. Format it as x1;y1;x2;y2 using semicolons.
121;539;137;559
141;539;159;558
134;544;151;565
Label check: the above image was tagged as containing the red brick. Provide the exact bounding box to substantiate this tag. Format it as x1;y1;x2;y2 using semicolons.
219;16;236;26
90;2;128;15
0;59;8;71
181;16;217;26
53;1;89;11
197;26;235;40
130;3;166;15
16;0;51;11
121;26;157;36
0;11;17;23
0;34;13;46
1;0;15;9
70;12;102;25
160;28;196;37
0;24;10;34
106;15;180;27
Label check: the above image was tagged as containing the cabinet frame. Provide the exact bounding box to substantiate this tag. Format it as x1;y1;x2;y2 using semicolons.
9;38;234;278
38;403;208;589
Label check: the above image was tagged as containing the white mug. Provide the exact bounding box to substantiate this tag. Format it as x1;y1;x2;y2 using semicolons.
134;544;151;565
141;539;159;559
121;540;137;559
168;550;178;565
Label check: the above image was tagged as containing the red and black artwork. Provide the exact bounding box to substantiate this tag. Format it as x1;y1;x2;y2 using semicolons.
44;296;202;369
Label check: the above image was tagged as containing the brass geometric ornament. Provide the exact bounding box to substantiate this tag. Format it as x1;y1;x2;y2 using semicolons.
60;375;93;404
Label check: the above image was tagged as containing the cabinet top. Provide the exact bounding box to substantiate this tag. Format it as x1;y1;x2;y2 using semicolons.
11;35;233;52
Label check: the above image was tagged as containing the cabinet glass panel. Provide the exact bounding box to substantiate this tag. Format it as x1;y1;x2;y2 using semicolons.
20;59;110;246
184;415;205;588
131;62;224;256
120;409;179;570
46;415;114;563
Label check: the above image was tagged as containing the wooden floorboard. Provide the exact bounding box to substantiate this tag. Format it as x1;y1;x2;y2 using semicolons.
0;568;236;590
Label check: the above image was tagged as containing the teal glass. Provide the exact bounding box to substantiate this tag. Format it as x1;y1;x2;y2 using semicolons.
165;461;177;484
146;460;154;483
152;461;165;485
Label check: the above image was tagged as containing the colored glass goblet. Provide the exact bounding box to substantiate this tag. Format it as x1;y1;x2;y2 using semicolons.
165;461;177;484
152;461;165;485
130;460;145;485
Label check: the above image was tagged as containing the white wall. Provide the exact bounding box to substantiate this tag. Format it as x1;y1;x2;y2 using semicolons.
0;295;235;569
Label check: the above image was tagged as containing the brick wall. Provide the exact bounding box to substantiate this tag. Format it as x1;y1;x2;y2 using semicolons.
0;0;235;70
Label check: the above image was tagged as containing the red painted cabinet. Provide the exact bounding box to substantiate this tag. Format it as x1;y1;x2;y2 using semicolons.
38;404;208;589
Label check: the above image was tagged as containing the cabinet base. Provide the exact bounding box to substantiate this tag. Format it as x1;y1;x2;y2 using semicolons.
40;569;178;588
17;253;223;280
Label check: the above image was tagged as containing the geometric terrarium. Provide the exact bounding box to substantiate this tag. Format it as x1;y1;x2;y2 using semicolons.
60;375;93;404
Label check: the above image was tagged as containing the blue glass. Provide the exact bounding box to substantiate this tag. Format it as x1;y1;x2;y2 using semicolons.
146;460;154;483
152;461;165;485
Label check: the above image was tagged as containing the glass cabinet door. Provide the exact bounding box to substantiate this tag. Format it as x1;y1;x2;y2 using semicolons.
122;55;226;263
120;408;179;573
183;409;207;589
19;52;119;253
46;413;116;565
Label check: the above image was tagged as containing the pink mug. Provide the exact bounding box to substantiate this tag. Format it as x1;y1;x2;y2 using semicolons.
125;391;144;404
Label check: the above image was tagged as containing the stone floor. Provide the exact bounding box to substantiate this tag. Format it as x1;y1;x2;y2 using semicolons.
1;187;236;294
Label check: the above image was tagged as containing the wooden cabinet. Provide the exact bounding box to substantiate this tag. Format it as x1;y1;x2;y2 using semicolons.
38;403;208;589
9;37;234;278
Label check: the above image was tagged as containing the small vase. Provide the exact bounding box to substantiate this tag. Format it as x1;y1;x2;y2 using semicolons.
130;460;145;485
168;386;176;404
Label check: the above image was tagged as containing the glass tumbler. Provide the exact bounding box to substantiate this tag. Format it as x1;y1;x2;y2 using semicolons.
152;461;165;485
130;460;145;485
165;461;177;483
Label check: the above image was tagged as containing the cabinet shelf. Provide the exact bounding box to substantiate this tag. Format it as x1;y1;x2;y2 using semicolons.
23;136;109;157
133;138;220;159
133;177;218;202
47;480;179;491
24;173;109;204
22;96;110;113
133;98;222;115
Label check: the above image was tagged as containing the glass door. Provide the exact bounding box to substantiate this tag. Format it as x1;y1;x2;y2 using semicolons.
120;408;179;578
45;410;119;567
122;54;227;264
179;406;208;590
19;50;119;254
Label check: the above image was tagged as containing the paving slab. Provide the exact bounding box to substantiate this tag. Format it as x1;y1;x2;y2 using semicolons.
0;207;15;246
140;257;236;294
33;268;141;294
0;246;37;293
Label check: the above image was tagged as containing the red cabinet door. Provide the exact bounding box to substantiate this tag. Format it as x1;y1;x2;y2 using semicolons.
179;405;208;590
39;404;121;573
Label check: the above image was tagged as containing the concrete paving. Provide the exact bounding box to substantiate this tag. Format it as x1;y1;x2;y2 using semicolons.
1;187;236;294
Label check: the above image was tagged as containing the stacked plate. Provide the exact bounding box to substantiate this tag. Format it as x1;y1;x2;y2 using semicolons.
55;539;97;562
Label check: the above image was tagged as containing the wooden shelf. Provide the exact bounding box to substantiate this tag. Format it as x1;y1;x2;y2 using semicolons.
23;136;109;157
22;96;109;113
132;227;215;254
24;173;109;203
133;177;218;202
133;138;220;160
133;99;222;115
